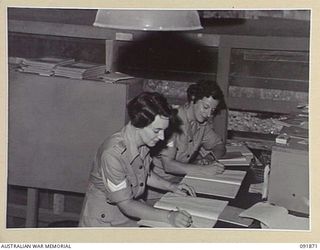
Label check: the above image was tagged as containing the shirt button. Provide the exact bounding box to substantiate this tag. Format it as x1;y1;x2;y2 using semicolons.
140;183;144;187
189;139;193;143
101;214;105;218
139;166;143;170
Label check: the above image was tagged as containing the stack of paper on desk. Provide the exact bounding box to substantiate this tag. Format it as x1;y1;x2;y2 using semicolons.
138;193;228;228
181;170;247;199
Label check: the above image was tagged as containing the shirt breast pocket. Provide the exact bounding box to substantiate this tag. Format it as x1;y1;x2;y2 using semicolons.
84;194;128;225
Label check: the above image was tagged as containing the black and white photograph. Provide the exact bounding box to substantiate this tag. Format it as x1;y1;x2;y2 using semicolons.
2;3;317;243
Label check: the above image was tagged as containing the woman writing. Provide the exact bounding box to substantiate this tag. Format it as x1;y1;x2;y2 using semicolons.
79;92;195;227
151;80;227;183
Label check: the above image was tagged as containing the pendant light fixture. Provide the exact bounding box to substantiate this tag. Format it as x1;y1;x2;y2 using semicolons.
93;9;203;31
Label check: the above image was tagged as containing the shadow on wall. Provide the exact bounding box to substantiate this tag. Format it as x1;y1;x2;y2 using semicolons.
115;32;218;80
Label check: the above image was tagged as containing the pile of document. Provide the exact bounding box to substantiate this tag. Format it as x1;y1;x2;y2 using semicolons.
20;57;75;76
54;61;106;79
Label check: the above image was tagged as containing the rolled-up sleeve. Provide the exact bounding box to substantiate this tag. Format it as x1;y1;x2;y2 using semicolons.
101;151;134;203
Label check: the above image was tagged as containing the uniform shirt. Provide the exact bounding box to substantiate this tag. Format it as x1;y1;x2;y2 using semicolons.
152;104;223;179
89;122;152;204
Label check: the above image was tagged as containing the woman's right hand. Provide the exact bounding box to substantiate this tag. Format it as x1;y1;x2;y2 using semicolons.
167;210;193;228
187;162;224;176
207;161;225;174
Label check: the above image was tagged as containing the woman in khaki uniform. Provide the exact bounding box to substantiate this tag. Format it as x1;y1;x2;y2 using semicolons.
151;80;227;182
79;92;195;227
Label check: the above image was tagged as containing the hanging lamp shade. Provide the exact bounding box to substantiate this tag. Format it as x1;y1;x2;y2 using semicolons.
93;9;203;31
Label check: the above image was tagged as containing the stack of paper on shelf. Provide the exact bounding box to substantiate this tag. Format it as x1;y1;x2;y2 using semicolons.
138;193;228;228
181;170;247;199
54;61;106;79
20;57;75;76
96;72;134;83
239;202;309;230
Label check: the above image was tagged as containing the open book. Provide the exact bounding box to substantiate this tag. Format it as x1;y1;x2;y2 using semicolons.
181;170;247;199
138;193;228;228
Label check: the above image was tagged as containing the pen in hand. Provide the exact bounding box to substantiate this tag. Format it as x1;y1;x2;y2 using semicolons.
176;207;194;227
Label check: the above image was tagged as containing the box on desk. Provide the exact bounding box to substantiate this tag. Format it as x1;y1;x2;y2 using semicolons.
275;133;290;145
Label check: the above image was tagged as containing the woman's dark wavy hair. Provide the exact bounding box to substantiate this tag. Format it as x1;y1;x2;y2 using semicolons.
187;80;226;112
127;92;173;128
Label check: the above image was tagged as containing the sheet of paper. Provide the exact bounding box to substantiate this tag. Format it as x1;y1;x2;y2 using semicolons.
153;193;228;228
155;193;228;220
182;177;241;198
137;220;172;228
182;170;247;198
239;202;309;230
186;170;247;185
138;215;216;228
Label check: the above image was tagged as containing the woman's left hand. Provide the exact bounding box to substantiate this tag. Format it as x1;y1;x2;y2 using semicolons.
172;183;197;197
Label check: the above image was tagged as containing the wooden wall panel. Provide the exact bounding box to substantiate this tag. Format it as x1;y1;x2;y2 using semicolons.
8;71;142;193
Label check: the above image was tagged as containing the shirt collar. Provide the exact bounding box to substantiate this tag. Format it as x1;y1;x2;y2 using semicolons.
181;103;207;128
123;123;150;164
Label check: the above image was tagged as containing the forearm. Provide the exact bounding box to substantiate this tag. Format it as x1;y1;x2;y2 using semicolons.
161;157;202;175
117;199;169;222
202;143;226;160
